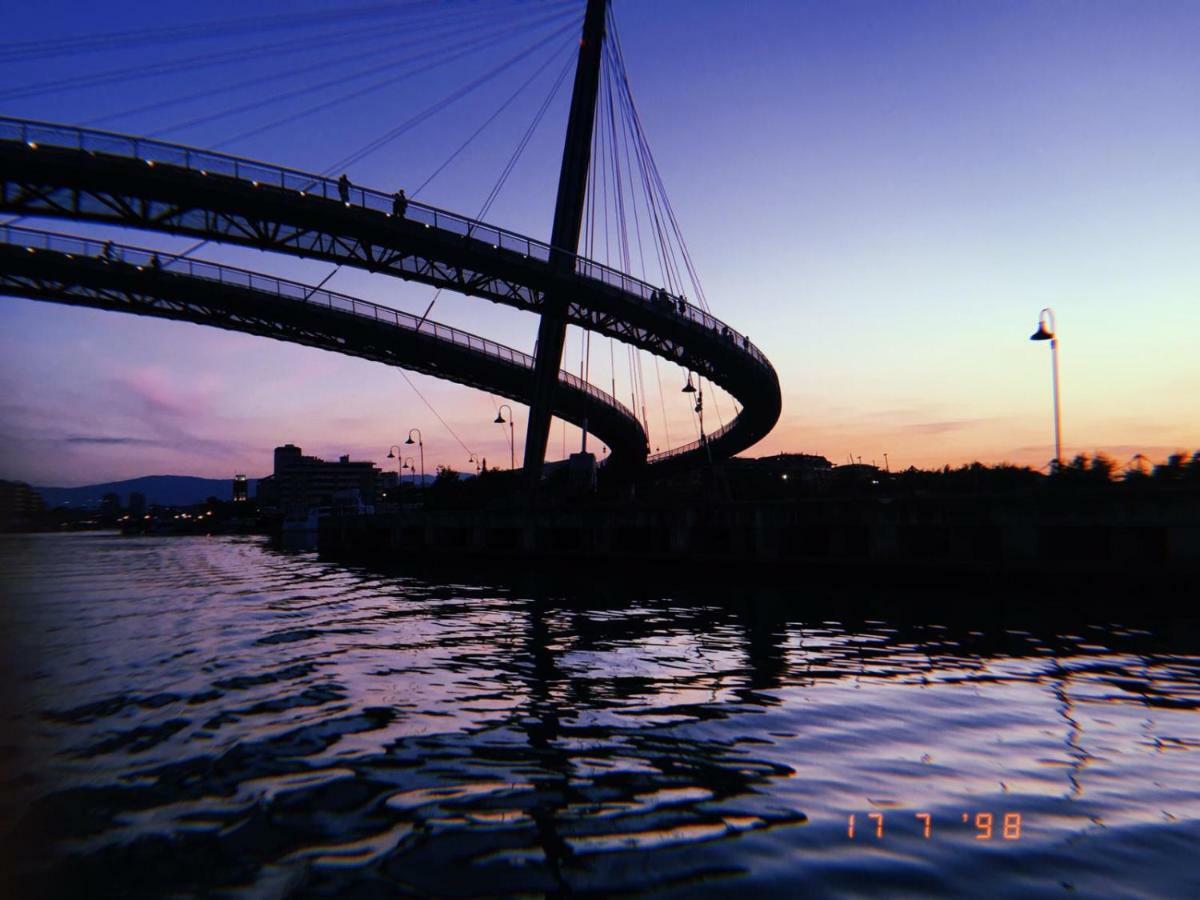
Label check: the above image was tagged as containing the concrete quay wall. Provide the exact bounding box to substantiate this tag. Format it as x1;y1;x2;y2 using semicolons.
318;494;1200;574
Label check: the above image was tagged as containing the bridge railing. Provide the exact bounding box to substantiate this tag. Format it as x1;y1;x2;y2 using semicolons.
645;419;739;464
1;225;636;421
0;117;771;372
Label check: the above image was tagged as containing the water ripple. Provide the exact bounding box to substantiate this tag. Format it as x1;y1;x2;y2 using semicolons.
1;532;1198;897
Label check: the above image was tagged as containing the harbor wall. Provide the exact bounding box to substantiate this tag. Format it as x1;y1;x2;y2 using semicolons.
318;493;1200;575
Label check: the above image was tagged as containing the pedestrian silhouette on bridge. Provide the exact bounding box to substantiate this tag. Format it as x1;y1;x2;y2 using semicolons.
338;173;351;204
149;253;161;271
102;241;116;262
392;189;408;218
677;295;687;314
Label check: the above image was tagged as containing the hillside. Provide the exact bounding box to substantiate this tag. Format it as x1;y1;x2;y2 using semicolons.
35;475;260;508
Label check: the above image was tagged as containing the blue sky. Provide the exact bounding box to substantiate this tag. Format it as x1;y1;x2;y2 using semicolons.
1;0;1197;484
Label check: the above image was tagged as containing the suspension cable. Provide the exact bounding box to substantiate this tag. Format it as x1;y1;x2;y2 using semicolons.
152;7;577;141
316;16;580;176
410;34;576;199
608;20;713;313
604;7;731;436
478;51;575;219
0;5;486;103
413;47;575;329
209;13;579;152
398;372;477;461
77;3;566;128
0;1;473;63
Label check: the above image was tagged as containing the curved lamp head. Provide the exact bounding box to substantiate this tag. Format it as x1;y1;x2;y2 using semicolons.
1030;307;1056;341
682;373;697;393
386;449;395;458
405;436;414;445
494;412;505;424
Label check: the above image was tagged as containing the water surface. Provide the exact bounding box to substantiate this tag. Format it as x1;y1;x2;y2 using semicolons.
1;533;1198;897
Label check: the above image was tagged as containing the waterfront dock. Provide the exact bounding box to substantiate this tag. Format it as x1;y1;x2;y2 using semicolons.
319;489;1200;578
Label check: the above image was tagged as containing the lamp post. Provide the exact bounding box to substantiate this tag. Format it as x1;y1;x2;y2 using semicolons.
494;404;515;470
402;457;415;487
405;428;424;488
385;445;403;496
1029;307;1063;471
684;372;710;461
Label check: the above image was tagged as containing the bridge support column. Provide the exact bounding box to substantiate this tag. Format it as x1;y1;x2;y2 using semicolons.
523;0;608;481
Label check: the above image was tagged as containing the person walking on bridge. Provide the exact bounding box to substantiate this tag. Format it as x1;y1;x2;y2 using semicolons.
338;173;351;205
392;189;408;218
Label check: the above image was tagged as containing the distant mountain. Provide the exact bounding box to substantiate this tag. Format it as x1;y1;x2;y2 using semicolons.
34;475;260;509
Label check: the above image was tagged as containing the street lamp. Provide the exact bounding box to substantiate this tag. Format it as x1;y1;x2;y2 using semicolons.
385;445;403;490
405;428;424;488
402;457;415;487
494;404;515;470
1029;307;1063;471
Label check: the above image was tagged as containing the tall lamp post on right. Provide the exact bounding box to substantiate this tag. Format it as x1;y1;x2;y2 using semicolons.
1029;307;1063;472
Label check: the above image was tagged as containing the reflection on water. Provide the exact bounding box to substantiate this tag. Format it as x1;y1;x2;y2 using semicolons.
1;533;1198;897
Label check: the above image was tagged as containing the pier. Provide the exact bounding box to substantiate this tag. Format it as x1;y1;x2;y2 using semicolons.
319;490;1200;579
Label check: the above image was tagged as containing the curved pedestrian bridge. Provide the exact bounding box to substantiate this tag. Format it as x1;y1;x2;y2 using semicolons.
0;117;781;469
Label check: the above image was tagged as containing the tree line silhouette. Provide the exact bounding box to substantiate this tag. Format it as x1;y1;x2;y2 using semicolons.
894;450;1200;495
